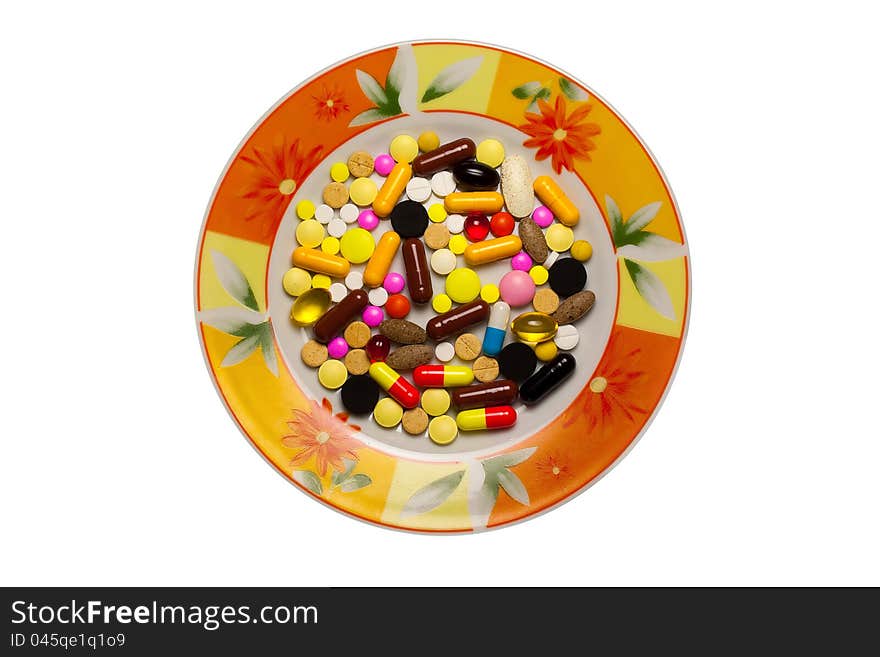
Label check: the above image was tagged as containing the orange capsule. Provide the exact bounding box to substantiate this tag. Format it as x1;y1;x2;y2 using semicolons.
463;235;522;266
292;247;350;278
533;176;579;226
444;191;504;214
363;231;401;287
373;162;412;217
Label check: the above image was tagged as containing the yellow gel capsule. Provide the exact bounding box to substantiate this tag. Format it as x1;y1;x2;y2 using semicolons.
421;388;451;416
480;284;500;303
476;138;505;168
448;234;468;255
321;236;340;255
292;247;351;278
533;176;579;226
330;162;350;183
571;240;593;262
296;219;325;248
363;231;401;287
529;266;549;285
374;398;403;428
534;340;559;362
464;235;523;266
311;274;331;289
428;415;458;445
444;191;504;214
418;131;440;152
510;311;558;343
373;162;412;217
282;267;312;296
349;177;378;206
291;288;331;326
432;293;453;313
296;199;315;220
545;224;575;252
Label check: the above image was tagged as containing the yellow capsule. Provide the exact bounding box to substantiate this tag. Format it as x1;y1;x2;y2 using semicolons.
464;235;522;266
511;311;558;343
292;247;351;278
363;231;401;287
444;191;504;214
533;176;579;226
373;162;412;217
290;288;331;326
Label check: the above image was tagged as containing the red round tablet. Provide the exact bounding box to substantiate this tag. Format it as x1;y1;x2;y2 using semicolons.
385;293;411;319
490;211;514;237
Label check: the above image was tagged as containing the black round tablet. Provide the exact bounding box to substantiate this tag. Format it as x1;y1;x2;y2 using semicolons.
548;258;587;297
498;342;538;383
390;200;430;238
340;374;380;415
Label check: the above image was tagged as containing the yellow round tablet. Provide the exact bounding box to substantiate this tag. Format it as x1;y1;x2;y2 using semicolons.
296;220;325;248
339;227;375;264
529;265;549;285
321;236;340;255
349;177;378;206
476;139;505;168
428;203;447;223
545;224;575;252
421;389;451;416
480;284;500;303
317;359;347;390
445;268;481;303
390;135;419;163
418;130;440;152
296;199;315;220
330;162;350;183
535;340;558;362
374;398;403;428
282;267;311;296
311;274;331;289
448;234;468;255
429;415;458;445
571;239;593;262
432;293;453;313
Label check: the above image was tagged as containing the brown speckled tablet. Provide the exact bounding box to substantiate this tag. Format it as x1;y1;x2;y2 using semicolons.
301;340;329;368
402;407;430;435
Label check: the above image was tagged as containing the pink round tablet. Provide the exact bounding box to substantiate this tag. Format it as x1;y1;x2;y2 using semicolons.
362;305;384;327
532;205;554;228
374;153;395;176
383;272;406;294
327;336;349;359
358;209;379;231
511;251;533;271
499;270;536;307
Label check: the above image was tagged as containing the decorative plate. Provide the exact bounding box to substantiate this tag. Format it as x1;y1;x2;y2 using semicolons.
194;40;690;532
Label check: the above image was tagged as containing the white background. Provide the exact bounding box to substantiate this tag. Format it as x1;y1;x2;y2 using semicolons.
2;1;878;586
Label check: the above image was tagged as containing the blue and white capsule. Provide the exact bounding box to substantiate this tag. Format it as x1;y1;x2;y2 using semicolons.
482;301;510;356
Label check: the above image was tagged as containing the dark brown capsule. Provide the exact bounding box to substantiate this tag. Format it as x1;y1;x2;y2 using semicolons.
452;160;500;191
426;300;490;341
412;138;476;176
313;289;368;343
402;238;432;304
451;379;519;410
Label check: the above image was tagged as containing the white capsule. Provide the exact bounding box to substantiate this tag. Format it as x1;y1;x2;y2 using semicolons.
543;250;560;268
488;301;510;330
481;301;509;356
339;203;359;223
406;176;432;202
314;204;334;224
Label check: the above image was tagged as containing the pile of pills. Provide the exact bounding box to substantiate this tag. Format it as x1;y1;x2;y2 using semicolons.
284;132;596;446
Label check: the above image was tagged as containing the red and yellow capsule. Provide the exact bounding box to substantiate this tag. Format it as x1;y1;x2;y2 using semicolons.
413;365;474;388
455;405;517;431
369;362;420;409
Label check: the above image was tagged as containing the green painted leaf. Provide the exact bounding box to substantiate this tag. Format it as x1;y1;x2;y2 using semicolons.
512;81;542;99
401;470;465;517
535;87;552;100
340;474;371;493
605;195;626;247
210;250;260;311
331;459;357;487
617;233;686;261
625;201;662;235
258;323;278;377
355;69;388;107
348;108;392;127
421;56;483;103
497;468;530;505
220;333;260;368
293;470;323;495
559;77;589;101
481;447;537;472
624;258;675;320
199;307;265;336
384;48;406;98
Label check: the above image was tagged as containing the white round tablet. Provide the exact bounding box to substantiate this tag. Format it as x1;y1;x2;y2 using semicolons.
446;214;465;234
329;282;348;302
435;342;455;362
344;271;364;290
554;324;579;350
430;248;456;275
430;171;456;197
368;287;389;307
327;218;347;238
339;203;359;223
406;177;432;203
314;204;334;224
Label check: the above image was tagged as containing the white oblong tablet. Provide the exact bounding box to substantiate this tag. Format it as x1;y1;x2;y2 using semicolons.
406;177;432;203
554;324;579;350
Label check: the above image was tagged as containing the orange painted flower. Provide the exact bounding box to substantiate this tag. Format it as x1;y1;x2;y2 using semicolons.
312;84;349;122
535;453;571;481
518;96;600;174
239;136;323;238
563;331;649;439
282;398;361;476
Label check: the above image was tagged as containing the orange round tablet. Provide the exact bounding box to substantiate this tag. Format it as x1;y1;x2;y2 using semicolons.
385;294;411;319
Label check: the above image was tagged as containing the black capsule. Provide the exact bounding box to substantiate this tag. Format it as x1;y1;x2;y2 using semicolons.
520;354;576;405
452;160;501;191
548;258;587;298
498;342;538;383
390;200;429;238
